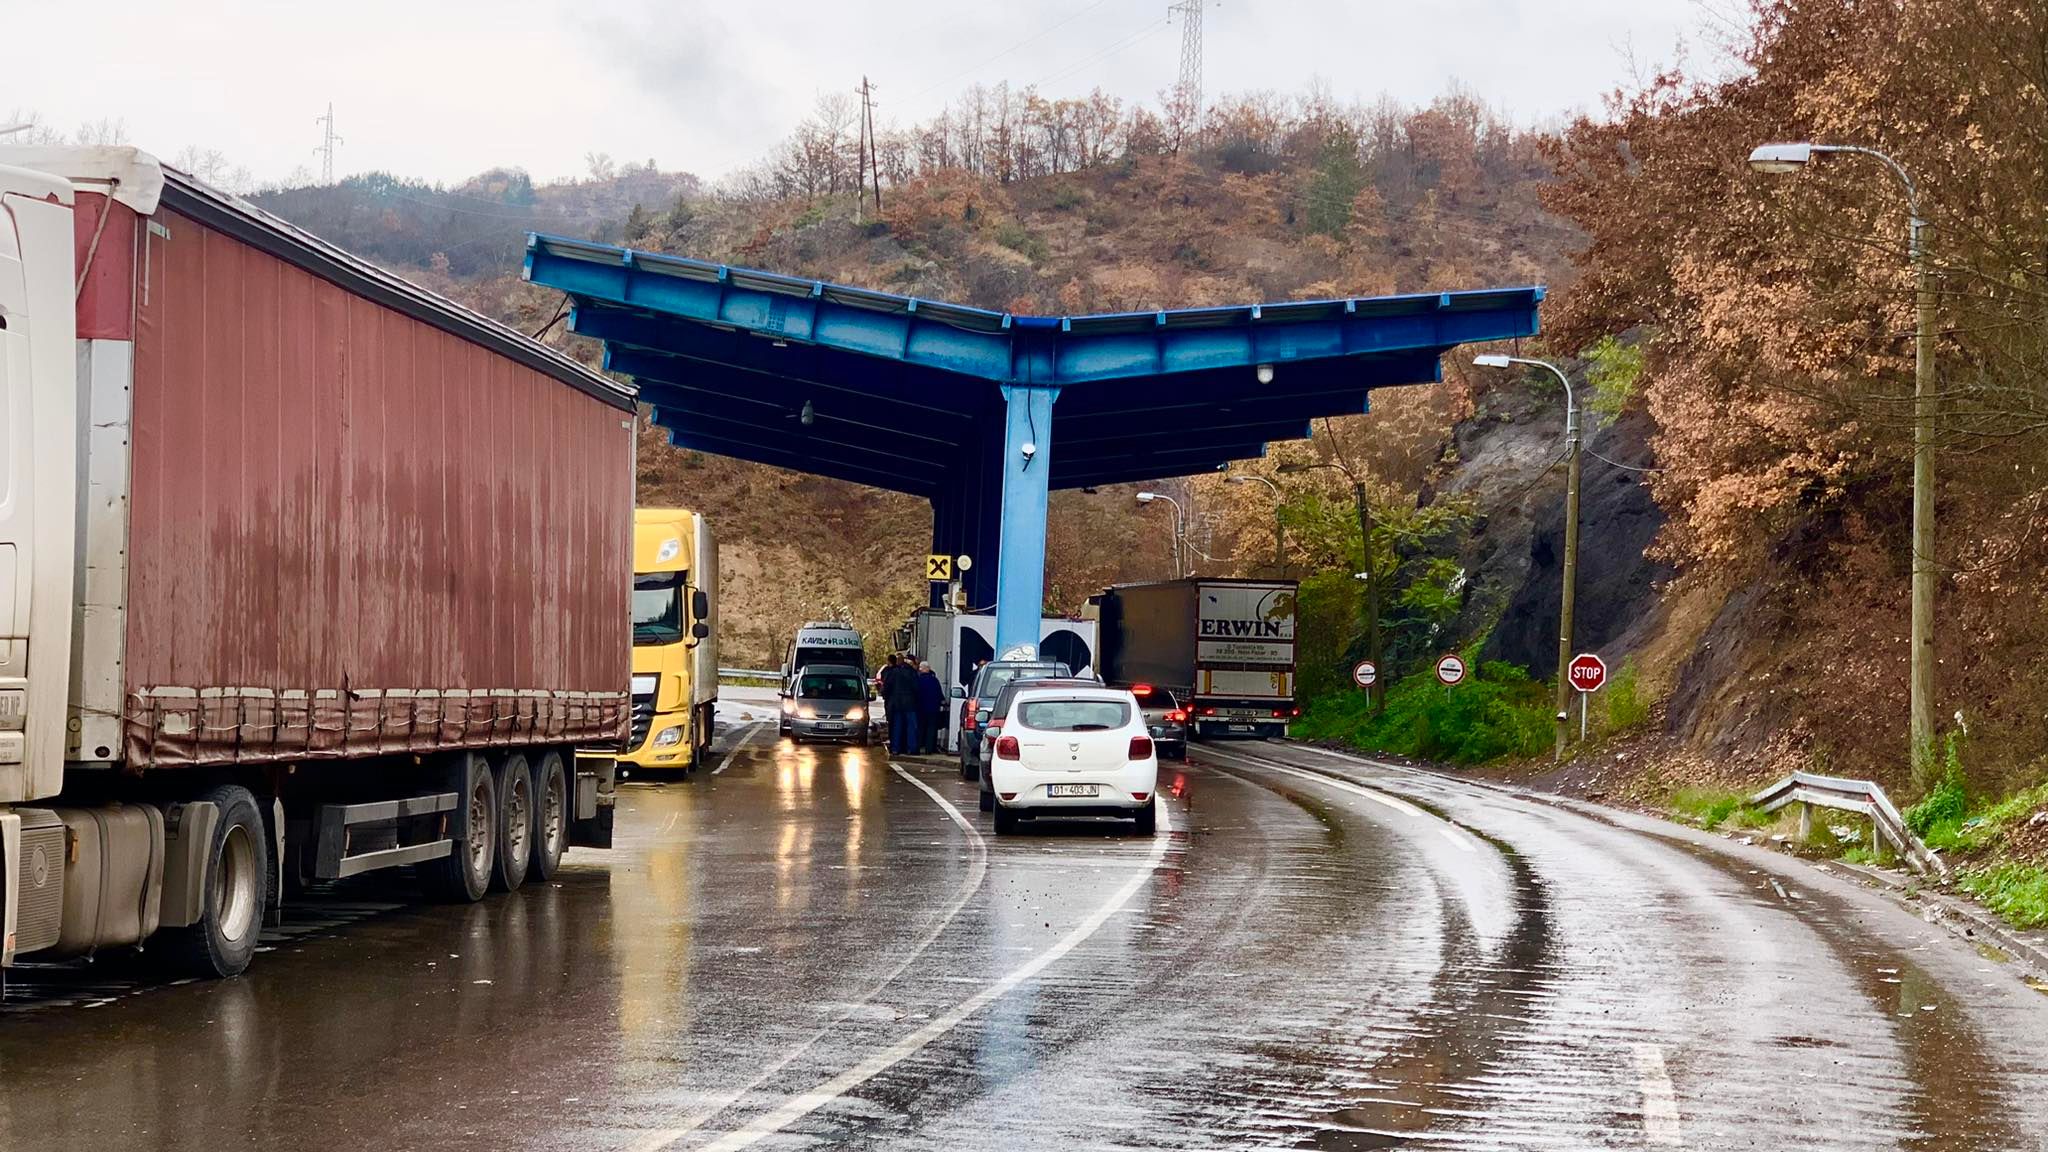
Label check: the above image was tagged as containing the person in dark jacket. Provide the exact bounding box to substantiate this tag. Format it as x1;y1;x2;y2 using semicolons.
882;654;920;755
915;661;946;754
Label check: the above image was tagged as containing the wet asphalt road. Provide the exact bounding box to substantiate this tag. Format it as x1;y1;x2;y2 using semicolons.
4;705;2047;1151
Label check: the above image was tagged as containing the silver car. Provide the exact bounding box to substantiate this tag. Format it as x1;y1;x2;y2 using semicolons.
783;664;876;744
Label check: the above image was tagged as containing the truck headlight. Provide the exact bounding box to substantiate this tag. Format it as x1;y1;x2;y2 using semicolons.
653;727;685;747
845;706;864;722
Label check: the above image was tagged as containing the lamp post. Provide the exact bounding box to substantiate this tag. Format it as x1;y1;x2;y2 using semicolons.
1474;353;1580;761
1225;474;1286;573
1748;141;1937;779
1136;491;1187;578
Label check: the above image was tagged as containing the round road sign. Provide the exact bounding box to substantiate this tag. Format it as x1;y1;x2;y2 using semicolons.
1352;660;1377;688
1434;653;1467;686
1568;653;1608;693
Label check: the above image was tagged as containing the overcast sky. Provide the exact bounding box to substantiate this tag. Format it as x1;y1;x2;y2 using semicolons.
5;0;1724;187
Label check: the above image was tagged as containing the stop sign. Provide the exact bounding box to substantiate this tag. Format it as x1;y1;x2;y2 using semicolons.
1568;653;1608;693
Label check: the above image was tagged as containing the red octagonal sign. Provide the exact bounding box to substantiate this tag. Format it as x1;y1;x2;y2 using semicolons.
1568;653;1608;693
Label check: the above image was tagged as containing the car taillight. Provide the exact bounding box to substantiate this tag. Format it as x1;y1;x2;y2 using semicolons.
996;735;1021;760
1129;735;1154;760
1132;683;1153;696
962;711;977;730
1165;709;1187;723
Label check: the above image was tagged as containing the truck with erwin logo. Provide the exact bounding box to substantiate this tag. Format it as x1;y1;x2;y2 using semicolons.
1089;578;1299;740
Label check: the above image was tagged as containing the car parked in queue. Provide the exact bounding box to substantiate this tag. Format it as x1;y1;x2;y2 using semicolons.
783;664;876;744
1127;684;1189;761
977;682;1159;836
955;659;1073;781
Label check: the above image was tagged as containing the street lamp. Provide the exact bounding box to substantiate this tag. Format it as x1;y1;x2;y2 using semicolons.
1224;474;1286;572
1748;140;1937;776
1136;491;1187;578
1473;353;1581;762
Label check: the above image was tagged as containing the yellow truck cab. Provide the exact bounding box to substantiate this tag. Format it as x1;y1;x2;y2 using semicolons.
625;509;719;772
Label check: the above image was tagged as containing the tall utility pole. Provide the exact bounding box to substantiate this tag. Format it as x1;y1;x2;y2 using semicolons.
314;104;343;184
1746;142;1937;781
1473;354;1581;760
1168;0;1206;114
856;78;883;222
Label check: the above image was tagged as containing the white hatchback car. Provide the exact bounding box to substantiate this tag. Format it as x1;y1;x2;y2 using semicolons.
986;683;1159;836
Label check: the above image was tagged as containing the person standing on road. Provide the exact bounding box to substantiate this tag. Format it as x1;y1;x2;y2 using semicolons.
915;661;945;754
883;654;919;755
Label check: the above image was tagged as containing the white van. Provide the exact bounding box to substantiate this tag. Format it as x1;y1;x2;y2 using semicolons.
780;621;867;734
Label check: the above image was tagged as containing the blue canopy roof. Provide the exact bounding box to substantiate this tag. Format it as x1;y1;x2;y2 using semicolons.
524;234;1544;498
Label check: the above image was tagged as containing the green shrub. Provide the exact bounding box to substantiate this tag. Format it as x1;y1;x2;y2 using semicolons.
1669;788;1743;828
1604;658;1650;732
1956;864;2048;929
1294;656;1552;764
1905;733;1969;836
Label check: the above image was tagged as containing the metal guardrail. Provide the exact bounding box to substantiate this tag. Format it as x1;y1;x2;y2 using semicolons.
718;668;781;682
1749;770;1948;877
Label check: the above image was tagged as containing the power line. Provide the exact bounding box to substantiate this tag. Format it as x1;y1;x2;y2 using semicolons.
1031;17;1172;89
908;0;1120;102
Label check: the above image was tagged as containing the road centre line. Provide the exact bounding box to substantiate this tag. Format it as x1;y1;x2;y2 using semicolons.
1634;1042;1685;1146
684;782;1176;1152
621;762;994;1152
1198;744;1481;855
710;722;769;775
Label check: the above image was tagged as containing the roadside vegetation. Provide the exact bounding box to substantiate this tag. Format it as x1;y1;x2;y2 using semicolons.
1295;658;1552;764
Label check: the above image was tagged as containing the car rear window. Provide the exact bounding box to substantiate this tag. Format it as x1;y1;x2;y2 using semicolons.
1018;699;1130;732
978;665;1065;699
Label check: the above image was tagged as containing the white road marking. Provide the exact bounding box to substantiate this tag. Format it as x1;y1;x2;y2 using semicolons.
620;763;993;1152
1200;744;1481;854
710;722;769;775
683;792;1175;1152
1634;1042;1685;1146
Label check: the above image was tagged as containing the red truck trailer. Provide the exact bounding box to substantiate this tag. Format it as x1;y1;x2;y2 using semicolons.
0;146;634;981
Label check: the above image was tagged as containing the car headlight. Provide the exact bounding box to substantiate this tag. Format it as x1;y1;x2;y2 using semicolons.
781;697;796;715
797;705;816;719
845;706;864;722
653;727;684;747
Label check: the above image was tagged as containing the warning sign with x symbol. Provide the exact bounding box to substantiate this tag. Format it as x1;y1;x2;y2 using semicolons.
925;554;954;582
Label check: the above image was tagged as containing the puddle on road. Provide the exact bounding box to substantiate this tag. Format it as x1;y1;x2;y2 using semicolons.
1666;838;2025;1151
1307;837;1555;1149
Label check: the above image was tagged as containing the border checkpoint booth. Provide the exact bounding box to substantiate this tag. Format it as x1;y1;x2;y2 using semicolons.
524;235;1542;662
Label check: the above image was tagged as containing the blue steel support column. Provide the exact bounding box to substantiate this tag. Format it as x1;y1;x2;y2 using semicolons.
993;383;1059;660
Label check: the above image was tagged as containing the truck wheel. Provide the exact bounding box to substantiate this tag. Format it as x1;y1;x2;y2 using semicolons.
492;752;533;893
160;785;269;979
420;753;496;903
530;750;569;881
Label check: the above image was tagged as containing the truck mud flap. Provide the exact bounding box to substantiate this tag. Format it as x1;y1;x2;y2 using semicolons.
569;751;616;850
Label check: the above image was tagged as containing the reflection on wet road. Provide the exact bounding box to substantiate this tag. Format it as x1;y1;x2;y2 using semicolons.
5;720;2047;1151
